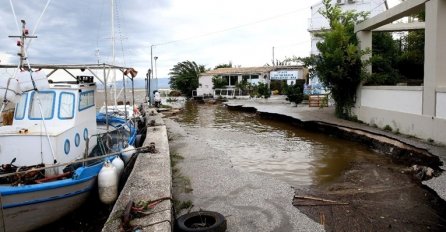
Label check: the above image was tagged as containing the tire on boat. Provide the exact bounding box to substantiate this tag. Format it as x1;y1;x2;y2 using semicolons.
176;211;227;232
135;134;143;148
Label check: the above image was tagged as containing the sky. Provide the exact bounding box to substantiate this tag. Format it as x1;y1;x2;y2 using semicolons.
0;0;400;81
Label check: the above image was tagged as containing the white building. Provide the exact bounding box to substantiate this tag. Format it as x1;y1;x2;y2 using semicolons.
308;0;386;89
309;0;386;55
196;66;306;98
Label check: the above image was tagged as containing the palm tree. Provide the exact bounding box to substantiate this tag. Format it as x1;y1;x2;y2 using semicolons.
169;60;206;97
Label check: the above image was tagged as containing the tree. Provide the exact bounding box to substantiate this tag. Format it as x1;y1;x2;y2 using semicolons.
367;32;401;85
285;79;305;105
169;61;206;97
212;76;227;89
397;30;424;83
256;82;271;98
299;0;368;118
214;62;232;69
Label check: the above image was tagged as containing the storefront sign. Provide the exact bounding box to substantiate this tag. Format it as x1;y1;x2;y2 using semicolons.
270;70;300;80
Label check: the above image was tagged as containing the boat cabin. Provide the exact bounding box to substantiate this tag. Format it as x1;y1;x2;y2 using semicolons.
0;71;98;172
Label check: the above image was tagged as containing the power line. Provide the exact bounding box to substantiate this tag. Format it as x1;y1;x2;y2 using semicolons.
153;6;309;47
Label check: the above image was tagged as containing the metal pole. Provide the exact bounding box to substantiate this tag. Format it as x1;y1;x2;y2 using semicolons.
150;45;154;105
154;56;158;91
104;64;109;131
122;73;127;121
272;46;275;66
145;70;149;102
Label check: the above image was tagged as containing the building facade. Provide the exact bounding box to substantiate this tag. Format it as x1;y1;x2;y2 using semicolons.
196;66;306;97
309;0;386;55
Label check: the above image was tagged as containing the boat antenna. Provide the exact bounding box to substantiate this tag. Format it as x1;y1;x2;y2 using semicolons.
8;20;57;164
8;20;37;70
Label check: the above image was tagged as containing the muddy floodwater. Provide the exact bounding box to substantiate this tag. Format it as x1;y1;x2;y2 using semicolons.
172;101;446;231
174;101;394;187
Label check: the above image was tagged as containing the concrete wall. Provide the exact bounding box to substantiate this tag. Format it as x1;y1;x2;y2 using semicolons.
360;86;423;115
355;105;446;144
436;88;446;119
356;85;446;144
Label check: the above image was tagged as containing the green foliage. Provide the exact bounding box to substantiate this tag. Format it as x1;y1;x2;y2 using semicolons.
396;30;424;82
214;62;232;69
383;125;392;131
169;60;206;97
367;32;401;85
286;80;305;105
212;76;228;89
256;82;271;98
299;0;368;118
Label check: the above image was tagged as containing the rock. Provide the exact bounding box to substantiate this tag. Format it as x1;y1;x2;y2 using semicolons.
425;167;434;177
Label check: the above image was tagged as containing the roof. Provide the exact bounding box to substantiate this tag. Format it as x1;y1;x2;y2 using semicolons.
201;66;304;76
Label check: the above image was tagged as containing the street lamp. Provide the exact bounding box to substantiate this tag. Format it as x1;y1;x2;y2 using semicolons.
146;69;151;104
154;56;158;91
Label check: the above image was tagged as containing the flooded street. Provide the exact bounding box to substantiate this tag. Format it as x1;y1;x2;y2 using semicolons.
173;101;396;187
169;101;446;231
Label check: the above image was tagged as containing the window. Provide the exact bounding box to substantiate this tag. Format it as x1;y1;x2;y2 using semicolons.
28;91;55;120
250;75;259;79
14;93;28;120
59;92;75;119
230;76;238;86
79;90;94;111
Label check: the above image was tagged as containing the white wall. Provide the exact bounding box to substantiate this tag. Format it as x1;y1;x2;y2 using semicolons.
356;86;446;144
197;75;213;95
436;90;446;119
361;86;423;115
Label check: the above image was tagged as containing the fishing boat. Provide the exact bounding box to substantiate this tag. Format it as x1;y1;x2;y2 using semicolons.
0;68;138;232
0;23;138;231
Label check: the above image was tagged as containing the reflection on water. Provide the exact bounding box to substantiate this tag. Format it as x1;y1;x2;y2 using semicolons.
175;101;390;187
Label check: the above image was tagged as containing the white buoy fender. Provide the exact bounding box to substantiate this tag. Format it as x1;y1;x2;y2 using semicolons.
111;155;124;178
121;145;135;164
0;77;21;103
98;161;118;204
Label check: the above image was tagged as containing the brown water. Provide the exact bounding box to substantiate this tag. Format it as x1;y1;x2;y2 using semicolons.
173;101;393;187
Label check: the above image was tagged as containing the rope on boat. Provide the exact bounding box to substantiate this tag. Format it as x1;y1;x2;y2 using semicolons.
0;145;153;179
8;0;20;33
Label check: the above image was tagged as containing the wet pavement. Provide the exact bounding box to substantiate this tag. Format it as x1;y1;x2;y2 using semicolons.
166;116;324;232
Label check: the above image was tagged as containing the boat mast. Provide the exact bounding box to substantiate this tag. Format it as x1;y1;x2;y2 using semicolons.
8;21;57;164
111;0;117;106
8;20;37;69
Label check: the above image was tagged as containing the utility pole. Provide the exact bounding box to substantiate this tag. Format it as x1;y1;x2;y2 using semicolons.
272;46;275;66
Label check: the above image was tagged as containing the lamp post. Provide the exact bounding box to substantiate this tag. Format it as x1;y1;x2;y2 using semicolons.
146;69;151;104
150;44;155;105
154;56;158;91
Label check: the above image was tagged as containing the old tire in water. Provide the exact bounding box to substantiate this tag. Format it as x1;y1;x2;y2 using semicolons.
176;211;226;232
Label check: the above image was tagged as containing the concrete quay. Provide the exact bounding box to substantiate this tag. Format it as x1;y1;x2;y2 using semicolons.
224;96;446;201
102;108;173;232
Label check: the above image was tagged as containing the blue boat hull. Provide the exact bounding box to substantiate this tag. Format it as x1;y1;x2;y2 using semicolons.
0;162;103;232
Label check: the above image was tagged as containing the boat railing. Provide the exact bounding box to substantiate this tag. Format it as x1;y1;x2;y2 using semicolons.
0;145;145;181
